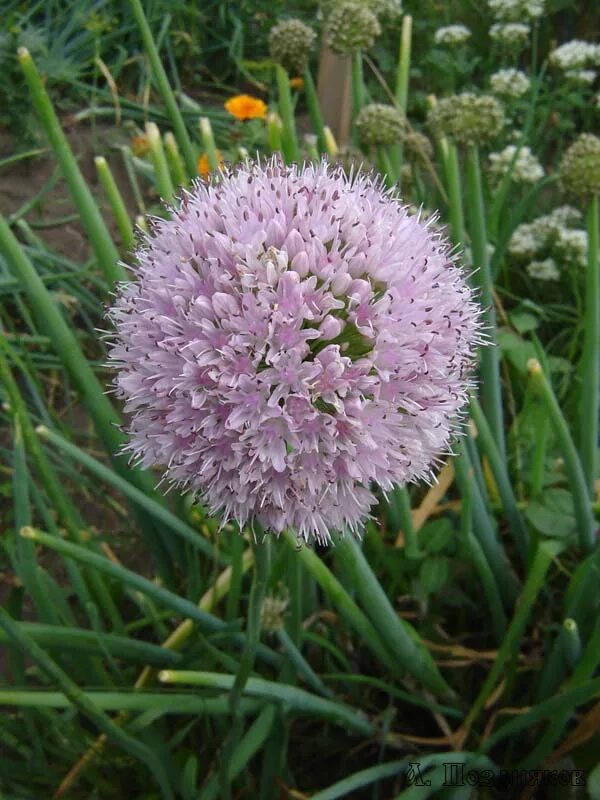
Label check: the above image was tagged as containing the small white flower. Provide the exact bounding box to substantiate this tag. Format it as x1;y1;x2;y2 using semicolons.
488;145;544;184
549;205;583;225
555;228;588;268
526;258;560;281
509;223;542;258
490;68;531;97
549;40;600;70
488;0;544;21
564;69;597;85
489;22;530;48
434;24;471;46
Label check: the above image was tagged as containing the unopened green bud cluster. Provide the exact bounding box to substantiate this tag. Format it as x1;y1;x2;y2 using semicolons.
269;18;317;75
404;130;434;162
427;93;505;147
355;103;405;147
559;133;600;202
326;1;381;55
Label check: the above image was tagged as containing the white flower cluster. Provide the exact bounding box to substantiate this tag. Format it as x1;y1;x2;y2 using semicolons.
554;228;588;267
490;68;530;97
509;206;588;280
434;24;471;46
565;69;597;85
526;258;560;281
549;40;600;70
488;145;544;184
488;0;544;21
489;22;530;48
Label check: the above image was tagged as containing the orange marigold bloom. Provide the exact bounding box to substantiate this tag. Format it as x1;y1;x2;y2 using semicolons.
197;150;224;179
131;135;149;157
224;94;268;121
289;77;305;90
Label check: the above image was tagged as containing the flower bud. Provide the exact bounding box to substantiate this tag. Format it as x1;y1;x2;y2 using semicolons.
326;1;381;55
559;133;600;202
404;130;434;163
355;103;405;148
268;18;317;75
427;92;505;147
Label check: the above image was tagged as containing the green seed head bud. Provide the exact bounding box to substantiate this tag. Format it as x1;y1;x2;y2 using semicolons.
269;18;317;75
355;103;405;147
404;130;434;163
326;1;381;56
559;133;600;202
427;92;505;147
260;587;290;632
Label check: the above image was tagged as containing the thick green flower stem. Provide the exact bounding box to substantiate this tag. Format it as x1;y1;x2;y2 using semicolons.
393;14;412;178
528;359;595;552
18;48;125;285
163;131;188;189
128;0;196;176
146;122;175;203
395;15;412;111
275;65;299;164
219;536;271;799
302;68;327;155
266;112;283;155
94;157;135;251
376;146;396;188
579;195;600;495
453;441;519;608
530;412;549;498
520;614;600;768
351;51;365;122
199;117;221;173
465;144;505;462
444;143;465;248
470;395;530;567
388;486;420;558
334;535;453;698
461;477;507;641
461;539;563;742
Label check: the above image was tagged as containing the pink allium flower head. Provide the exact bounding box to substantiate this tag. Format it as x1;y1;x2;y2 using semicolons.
108;158;482;544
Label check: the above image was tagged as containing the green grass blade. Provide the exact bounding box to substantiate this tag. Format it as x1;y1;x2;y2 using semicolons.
18;48;125;285
158;671;374;736
0;607;174;800
334;534;453;698
128;0;197;176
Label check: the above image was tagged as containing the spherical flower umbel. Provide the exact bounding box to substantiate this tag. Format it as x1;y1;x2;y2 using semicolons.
490;68;530;98
404;130;434;163
107;159;482;544
434;25;471;46
559;133;600;202
269;19;317;75
489;22;530;49
488;145;544;184
427;93;505;147
355;103;405;147
326;1;381;55
488;0;544;21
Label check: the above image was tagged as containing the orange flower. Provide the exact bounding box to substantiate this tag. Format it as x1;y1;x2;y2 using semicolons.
197;150;224;179
224;94;268;121
289;77;305;90
131;135;149;156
